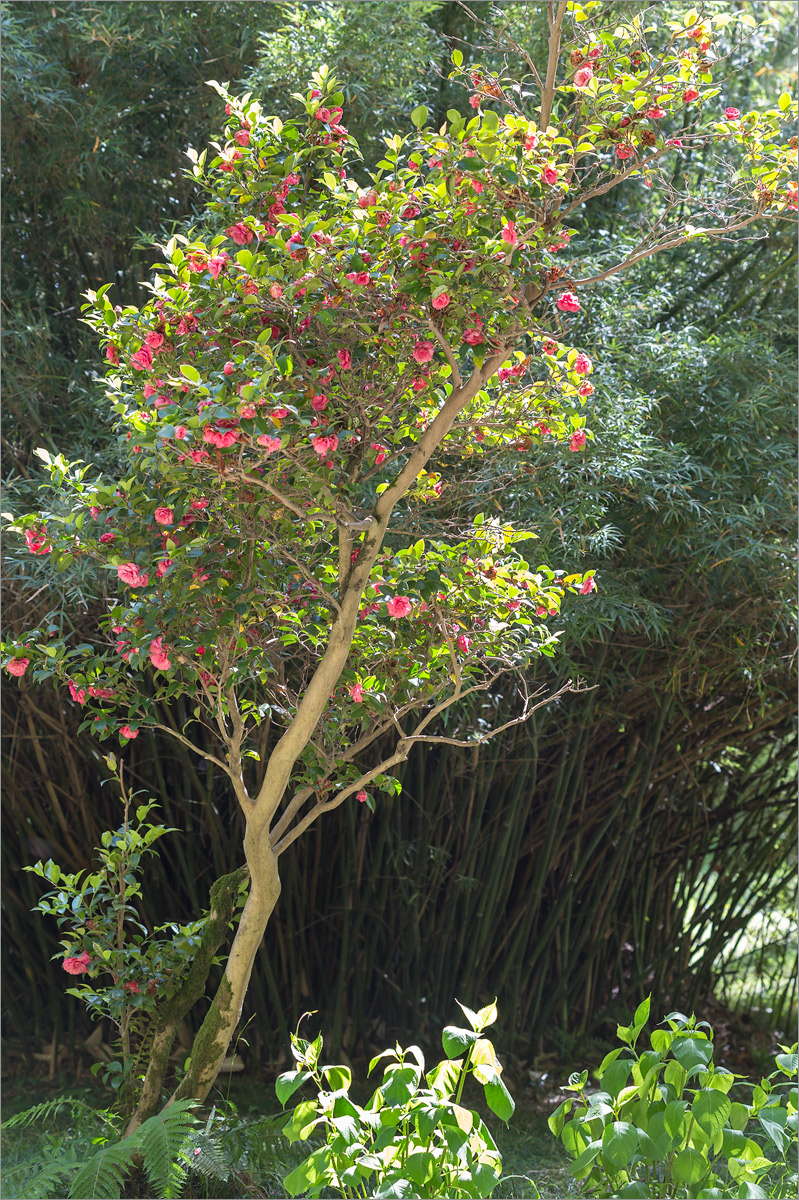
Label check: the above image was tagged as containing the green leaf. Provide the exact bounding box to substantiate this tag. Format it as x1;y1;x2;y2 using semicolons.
179;363;201;384
664;1099;688;1141
778;92;792;112
283;1146;332;1196
728;1101;750;1131
451;48;463;67
601;1121;638;1170
569;1139;601;1176
633;996;651;1027
775;1051;798;1076
672;1146;708;1186
602;1058;632;1099
619;1183;652;1198
484;1073;514;1122
547;1098;573;1137
672;1035;713;1073
692;1088;731;1136
441;1026;479;1058
410;105;428;129
275;1069;312;1107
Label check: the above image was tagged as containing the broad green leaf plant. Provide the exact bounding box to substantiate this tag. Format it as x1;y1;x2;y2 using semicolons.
277;1000;513;1199
549;999;798;1199
5;4;795;1130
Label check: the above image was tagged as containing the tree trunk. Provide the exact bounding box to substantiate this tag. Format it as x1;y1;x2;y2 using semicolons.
124;866;247;1136
167;820;281;1106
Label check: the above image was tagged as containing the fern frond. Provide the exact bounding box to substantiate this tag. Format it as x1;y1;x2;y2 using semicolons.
4;1148;79;1200
134;1098;199;1200
68;1138;135;1200
2;1095;118;1134
181;1131;234;1182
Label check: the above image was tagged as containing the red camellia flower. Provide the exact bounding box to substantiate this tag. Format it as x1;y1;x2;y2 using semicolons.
154;507;174;526
574;66;594;88
724;107;740;121
120;725;139;739
225;222;255;245
616;144;635;160
144;331;164;349
412;341;434;364
337;348;352;369
557;291;581;313
149;635;171;671
573;352;592;374
117;562;150;588
314;107;332;122
647;106;666;119
130;345;153;371
683;88;700;102
223;361;235;375
7;658;29;677
570;429;588;451
463;328;484;345
257;435;282;452
387;596;413;618
311;393;328;411
25;528;51;555
432;292;450;310
62;950;91;975
356;790;368;803
456;634;472;653
234;129;250;146
501;220;519;246
106;343;119;364
349;683;364;702
580;575;597;594
542;165;558;185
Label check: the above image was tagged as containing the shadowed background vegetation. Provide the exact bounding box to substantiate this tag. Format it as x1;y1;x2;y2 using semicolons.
2;0;796;1071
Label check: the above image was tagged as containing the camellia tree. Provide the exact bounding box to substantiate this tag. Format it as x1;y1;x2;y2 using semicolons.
3;2;795;1132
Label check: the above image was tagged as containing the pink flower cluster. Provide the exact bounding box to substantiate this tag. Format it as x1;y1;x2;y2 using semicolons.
62;950;91;975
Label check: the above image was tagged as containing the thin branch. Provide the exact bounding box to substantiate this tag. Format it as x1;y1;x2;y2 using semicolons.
428;322;463;389
540;1;567;130
150;722;231;776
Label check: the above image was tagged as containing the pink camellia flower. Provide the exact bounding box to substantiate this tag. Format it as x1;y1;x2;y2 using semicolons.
120;725;138;739
337;348;352;370
400;203;420;219
616;144;635;160
271;406;289;420
574;66;594;88
269;282;283;299
724;107;740;120
223;361;235;375
106;343;119;364
156;559;173;578
578;382;594;397
175;425;189;439
144;331;164;349
25;528;51;555
469;94;481;108
501;220;519;247
683;87;699;103
463;328;484;345
68;681;87;705
666;138;683;148
542;165;558;186
257;434;282;453
647;106;666;119
62;950;91;975
309;88;322;99
154;507;174;526
573;352;592;375
131;345;154;371
88;686;115;699
570;429;587;451
234;129;250;146
432;292;450;310
412;341;434;364
349;683;364;702
456;634;472;653
387;596;413;618
372;443;388;465
191;498;209;509
311;393;328;411
356;790;368;803
225;222;255;245
312;434;339;456
7;658;29;677
580;575;596;595
149;636;171;671
99;532;116;543
208;254;229;280
557;291;581;313
117;562;150;588
123;980;142;994
314;107;332;122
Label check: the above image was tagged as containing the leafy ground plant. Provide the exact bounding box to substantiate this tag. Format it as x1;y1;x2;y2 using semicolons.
277;999;515;1198
548;998;798;1198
